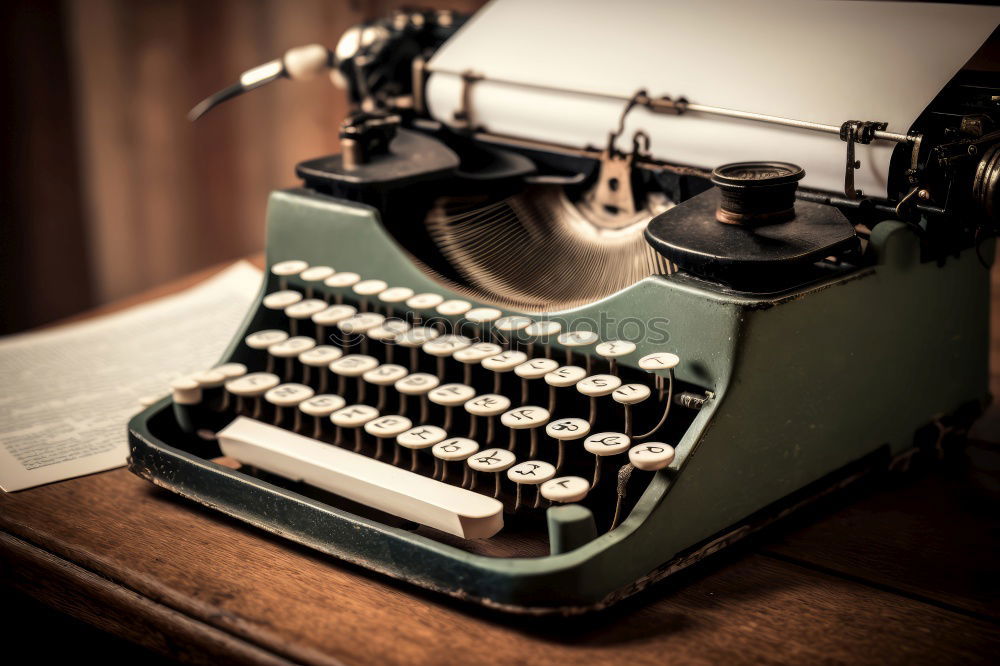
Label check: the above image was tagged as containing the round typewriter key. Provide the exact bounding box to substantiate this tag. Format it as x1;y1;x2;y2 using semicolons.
298;345;342;391
429;383;477;406
396;326;440;347
595;340;636;358
406;292;444;310
436;299;472;316
269;336;316;357
170;376;201;405
577;374;622;396
507;460;556;510
494;316;532;347
544;365;587;387
482;351;528;372
285;298;327;319
467;447;516;496
246;329;288;349
584;432;631;456
271;260;308;276
263;290;302;310
271;260;308;288
265;383;314;429
584;431;630;488
365;415;413;460
337;312;385;335
466;307;502;323
299;394;346;437
501;405;550;458
558;330;598;347
324;271;360;288
613;383;651;405
398;424;448;470
368;320;410;341
213;362;247;378
423;334;472;356
395;371;440;422
225;372;280;418
540;476;590;503
454;342;503;362
363;363;408;385
638;352;680;371
433;437;480;484
546;416;591;469
329;354;379;377
312;304;357;326
629;442;675;471
330;404;380;451
378;286;414;303
299;265;335;282
353;278;388;296
515;358;560;379
397;425;447;449
193;369;226;388
465;393;512;416
525;321;561;338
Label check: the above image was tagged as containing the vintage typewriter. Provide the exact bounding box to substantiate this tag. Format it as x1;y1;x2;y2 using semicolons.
128;0;1000;613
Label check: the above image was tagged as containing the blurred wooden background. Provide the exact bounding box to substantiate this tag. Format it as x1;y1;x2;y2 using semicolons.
0;0;482;334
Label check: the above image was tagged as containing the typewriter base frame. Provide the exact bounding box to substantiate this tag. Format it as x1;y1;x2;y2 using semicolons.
128;189;992;614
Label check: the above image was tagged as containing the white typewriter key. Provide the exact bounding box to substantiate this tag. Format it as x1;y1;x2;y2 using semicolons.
299;265;335;298
337;312;385;335
218;418;503;538
265;383;315;429
638;352;680;371
363;363;408;411
285;298;327;335
368;319;410;341
507;460;557;510
213;362;247;379
193;369;226;388
269;336;316;380
465;307;502;323
271;260;308;289
514;357;560;403
515;358;560;379
595;340;636;375
629;442;675;471
584;431;631;486
364;415;413;460
544;365;587;387
330;404;380;451
246;329;288;350
429;383;476;431
214;363;247;407
524;321;562;357
299;265;335;282
271;259;308;276
467;447;517;496
501;405;550;458
397;326;440;371
482;350;528;393
353;278;388;296
436;299;472;317
464;393;511;444
424;334;472;378
378;286;414;304
312;304;357;345
324;271;360;303
397;425;447;470
540;476;590;504
226;372;281;418
329;354;379;402
453;342;502;384
171;376;202;405
577;374;622;399
405;292;444;311
614;383;652;436
432;437;479;484
545;417;591;469
298;345;343;391
299;394;346;438
263;290;302;310
494;315;532;348
394;371;440;422
557;329;598;367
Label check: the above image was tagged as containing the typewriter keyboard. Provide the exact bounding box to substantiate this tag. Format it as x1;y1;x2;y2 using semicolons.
165;261;699;542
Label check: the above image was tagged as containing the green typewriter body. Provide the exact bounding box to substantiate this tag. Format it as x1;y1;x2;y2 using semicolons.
128;4;999;613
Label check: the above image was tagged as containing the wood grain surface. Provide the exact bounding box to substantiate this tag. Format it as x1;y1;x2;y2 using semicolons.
2;259;999;665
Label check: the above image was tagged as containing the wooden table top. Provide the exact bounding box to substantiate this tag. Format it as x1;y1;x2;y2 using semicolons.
2;260;999;665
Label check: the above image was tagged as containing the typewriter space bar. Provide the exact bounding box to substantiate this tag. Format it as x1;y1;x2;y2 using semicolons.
217;417;504;539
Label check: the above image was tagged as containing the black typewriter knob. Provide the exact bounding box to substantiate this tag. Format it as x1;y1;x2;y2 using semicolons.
710;161;805;225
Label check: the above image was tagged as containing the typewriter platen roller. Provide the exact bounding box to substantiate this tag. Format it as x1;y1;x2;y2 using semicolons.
129;0;1000;613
